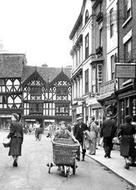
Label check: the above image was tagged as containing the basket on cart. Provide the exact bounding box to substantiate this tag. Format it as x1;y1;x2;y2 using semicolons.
53;138;79;166
48;138;79;175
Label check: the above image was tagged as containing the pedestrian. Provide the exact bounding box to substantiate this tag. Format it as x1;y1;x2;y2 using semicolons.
118;115;136;169
7;113;24;167
87;117;98;155
100;114;116;158
73;116;89;161
34;118;44;141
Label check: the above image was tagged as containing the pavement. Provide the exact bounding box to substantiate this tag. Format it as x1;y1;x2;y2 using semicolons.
86;145;136;187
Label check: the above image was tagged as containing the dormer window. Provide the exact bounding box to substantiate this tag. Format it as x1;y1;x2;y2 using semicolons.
85;10;89;24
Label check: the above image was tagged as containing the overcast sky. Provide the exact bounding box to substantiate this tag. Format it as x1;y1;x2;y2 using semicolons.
0;0;82;67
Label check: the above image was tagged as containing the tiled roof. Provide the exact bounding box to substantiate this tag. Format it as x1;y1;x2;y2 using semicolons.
0;54;26;78
22;66;72;83
0;53;72;82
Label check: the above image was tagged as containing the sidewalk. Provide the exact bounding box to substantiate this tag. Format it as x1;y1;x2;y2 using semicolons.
86;146;136;187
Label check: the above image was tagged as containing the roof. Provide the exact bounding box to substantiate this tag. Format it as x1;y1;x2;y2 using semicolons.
69;0;86;40
22;66;72;84
0;54;26;78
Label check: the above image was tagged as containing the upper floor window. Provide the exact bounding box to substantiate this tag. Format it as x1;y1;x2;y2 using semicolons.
97;64;103;92
85;10;89;24
85;33;89;59
85;69;89;94
0;79;4;86
30;86;42;96
99;28;103;47
110;8;114;37
124;0;132;21
111;55;115;79
124;38;132;63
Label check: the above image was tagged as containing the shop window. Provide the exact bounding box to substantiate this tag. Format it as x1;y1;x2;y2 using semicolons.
132;99;136;116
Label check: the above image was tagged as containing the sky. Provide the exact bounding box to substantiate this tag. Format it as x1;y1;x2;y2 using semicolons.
0;0;83;67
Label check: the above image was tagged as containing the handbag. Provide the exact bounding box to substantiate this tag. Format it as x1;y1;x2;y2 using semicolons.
2;137;11;148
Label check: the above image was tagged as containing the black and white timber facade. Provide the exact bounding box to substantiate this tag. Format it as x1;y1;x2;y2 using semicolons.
0;54;72;128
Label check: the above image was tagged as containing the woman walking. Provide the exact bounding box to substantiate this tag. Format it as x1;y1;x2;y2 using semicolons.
118;115;136;169
7;113;24;167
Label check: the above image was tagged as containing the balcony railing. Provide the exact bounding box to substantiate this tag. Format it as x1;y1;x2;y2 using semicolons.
100;80;115;95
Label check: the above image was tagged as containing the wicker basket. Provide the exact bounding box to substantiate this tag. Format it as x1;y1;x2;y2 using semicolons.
52;138;79;166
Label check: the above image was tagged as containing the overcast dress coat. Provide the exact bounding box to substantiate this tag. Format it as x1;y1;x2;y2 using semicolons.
118;123;135;157
7;121;24;156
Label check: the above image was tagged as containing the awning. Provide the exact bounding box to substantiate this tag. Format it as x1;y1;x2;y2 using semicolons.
87;98;101;108
97;92;114;102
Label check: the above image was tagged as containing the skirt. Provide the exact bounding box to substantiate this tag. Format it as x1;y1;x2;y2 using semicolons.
8;137;23;156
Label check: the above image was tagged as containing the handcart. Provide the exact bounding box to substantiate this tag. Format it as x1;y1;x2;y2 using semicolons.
47;138;79;177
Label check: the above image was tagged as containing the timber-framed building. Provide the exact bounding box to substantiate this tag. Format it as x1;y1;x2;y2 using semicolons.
0;54;72;128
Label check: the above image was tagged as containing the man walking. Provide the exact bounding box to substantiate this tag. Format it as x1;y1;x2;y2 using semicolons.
100;114;116;158
73;116;88;161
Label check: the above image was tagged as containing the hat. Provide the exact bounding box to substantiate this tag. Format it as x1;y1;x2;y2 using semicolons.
12;113;19;121
76;116;83;121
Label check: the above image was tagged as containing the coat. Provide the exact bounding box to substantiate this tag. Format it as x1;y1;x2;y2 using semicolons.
100;118;116;138
73;122;88;143
7;121;24;156
118;123;135;157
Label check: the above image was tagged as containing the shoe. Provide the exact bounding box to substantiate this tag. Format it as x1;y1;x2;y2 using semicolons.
104;154;108;158
76;157;80;161
107;155;111;158
124;163;129;170
13;159;18;167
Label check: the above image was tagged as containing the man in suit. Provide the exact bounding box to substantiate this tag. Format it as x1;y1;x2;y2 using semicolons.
73;116;88;161
100;114;117;158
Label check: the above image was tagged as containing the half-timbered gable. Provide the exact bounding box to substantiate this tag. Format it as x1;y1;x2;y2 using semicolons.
22;69;47;117
49;70;72;120
0;53;72;128
0;54;26;128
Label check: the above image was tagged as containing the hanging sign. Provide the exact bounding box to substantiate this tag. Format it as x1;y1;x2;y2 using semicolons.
115;63;136;78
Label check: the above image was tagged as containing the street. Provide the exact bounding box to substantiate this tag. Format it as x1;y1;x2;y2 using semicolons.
0;131;134;190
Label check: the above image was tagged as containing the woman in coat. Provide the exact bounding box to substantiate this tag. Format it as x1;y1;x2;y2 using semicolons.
7;113;24;167
118;115;136;169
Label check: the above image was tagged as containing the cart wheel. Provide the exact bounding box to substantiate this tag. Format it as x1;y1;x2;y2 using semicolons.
72;160;76;175
48;164;51;174
66;167;71;177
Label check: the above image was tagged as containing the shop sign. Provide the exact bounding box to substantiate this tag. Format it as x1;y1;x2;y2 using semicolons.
115;63;136;78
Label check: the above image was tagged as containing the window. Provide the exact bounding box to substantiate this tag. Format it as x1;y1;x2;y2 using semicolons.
29;103;43;114
124;39;132;63
0;79;4;86
85;10;89;24
55;104;69;116
92;66;96;93
99;28;103;47
110;8;114;37
85;33;89;59
124;0;132;21
97;64;103;92
111;55;115;79
0;95;7;104
85;69;89;94
30;86;42;96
